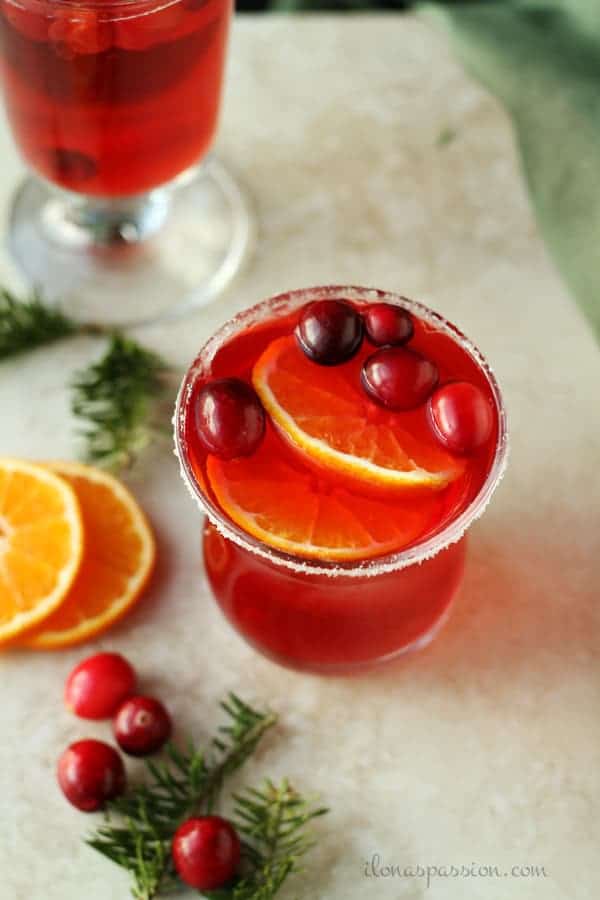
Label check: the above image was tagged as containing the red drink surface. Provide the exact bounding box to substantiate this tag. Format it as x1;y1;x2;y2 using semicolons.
0;0;231;196
178;290;505;672
185;304;499;548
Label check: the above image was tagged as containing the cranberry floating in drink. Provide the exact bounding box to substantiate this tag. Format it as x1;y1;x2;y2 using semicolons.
295;299;364;365
0;0;251;325
194;378;266;460
175;286;508;674
361;346;439;410
428;381;494;455
364;302;414;347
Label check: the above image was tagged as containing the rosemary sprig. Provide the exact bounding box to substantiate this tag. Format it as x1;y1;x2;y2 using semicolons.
87;695;281;900
71;334;170;471
0;289;171;470
0;288;80;359
89;811;178;900
221;780;328;900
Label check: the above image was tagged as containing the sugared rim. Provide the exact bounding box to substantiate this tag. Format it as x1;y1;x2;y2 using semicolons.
174;286;509;578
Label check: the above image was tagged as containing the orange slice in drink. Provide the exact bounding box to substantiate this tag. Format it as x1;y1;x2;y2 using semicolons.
0;459;83;645
19;463;155;650
206;435;444;561
252;337;465;490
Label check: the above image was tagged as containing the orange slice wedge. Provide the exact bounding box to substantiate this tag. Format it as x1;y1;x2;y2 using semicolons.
19;463;155;650
252;336;465;490
206;437;444;561
0;459;83;645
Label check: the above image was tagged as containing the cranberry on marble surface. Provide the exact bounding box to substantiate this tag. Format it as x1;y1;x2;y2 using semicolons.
65;652;136;720
172;816;241;890
114;696;172;757
57;740;125;812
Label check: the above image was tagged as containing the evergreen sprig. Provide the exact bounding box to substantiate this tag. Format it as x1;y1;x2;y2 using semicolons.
87;695;307;900
1;290;171;470
220;780;328;900
71;334;170;471
0;288;81;359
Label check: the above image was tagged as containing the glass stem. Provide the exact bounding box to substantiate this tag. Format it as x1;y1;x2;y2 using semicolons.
42;185;170;247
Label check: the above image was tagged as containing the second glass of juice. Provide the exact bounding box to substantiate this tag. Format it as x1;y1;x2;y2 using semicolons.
175;286;508;674
0;0;251;325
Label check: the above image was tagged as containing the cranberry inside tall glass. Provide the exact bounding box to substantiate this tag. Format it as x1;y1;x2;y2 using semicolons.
0;0;251;325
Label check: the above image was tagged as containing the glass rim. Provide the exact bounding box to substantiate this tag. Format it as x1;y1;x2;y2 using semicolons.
3;0;207;14
174;285;509;578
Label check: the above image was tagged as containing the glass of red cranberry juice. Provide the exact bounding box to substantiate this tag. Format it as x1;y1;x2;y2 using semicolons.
175;287;508;674
0;0;251;325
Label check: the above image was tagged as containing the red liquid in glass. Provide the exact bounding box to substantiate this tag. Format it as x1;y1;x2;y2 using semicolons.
181;297;501;672
203;522;467;671
0;0;231;196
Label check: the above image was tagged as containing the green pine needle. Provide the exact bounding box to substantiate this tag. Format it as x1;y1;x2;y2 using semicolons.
71;334;170;471
0;289;80;360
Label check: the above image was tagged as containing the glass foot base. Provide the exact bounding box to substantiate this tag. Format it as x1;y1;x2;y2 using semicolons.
7;158;253;328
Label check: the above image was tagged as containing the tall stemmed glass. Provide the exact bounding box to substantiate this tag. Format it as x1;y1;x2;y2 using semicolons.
0;0;251;326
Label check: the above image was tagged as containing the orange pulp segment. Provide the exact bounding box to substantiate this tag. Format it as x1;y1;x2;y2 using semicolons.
0;459;83;644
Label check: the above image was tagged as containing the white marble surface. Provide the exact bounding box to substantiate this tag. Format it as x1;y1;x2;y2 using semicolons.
1;14;600;900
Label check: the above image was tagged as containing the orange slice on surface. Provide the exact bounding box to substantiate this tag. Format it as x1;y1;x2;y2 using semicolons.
0;459;83;645
206;442;444;561
19;462;155;650
252;336;465;490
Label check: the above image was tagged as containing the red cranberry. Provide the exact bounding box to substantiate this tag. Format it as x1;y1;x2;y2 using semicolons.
65;652;136;720
364;302;414;347
295;299;363;365
49;148;97;183
172;816;241;890
361;347;438;410
57;740;126;812
49;11;112;59
114;696;172;756
195;378;265;460
428;381;494;455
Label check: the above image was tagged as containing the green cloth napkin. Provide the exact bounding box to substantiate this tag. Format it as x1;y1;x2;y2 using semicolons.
272;0;600;340
420;0;600;340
